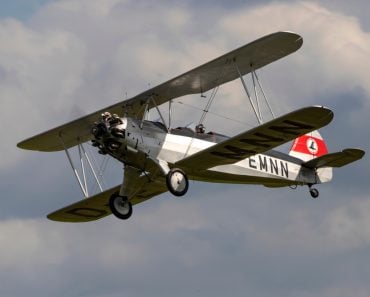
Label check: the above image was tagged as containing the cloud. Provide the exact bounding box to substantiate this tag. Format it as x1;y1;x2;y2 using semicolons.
0;18;86;168
220;2;370;109
1;1;369;297
244;193;370;253
1;188;370;297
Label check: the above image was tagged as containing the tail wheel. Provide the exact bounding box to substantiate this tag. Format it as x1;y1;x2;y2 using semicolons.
109;192;133;220
166;168;189;197
309;188;319;199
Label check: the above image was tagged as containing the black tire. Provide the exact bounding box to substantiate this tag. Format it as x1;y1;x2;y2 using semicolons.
166;168;189;197
109;192;133;220
310;188;319;199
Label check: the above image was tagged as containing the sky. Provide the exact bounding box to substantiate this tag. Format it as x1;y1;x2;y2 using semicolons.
1;0;370;296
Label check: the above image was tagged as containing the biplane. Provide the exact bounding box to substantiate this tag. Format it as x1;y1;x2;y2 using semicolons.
18;31;365;222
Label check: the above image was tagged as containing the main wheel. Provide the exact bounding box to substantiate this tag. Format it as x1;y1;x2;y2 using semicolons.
166;168;189;197
109;192;133;220
309;188;319;199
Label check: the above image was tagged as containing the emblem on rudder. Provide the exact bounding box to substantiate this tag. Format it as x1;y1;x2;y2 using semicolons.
306;138;318;155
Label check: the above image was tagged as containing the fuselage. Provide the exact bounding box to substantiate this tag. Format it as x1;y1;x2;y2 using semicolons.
91;117;329;188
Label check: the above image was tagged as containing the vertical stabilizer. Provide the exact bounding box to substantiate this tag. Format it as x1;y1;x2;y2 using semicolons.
289;130;328;161
290;130;332;183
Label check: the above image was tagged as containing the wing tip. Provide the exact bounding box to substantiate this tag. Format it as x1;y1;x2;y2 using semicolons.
17;140;26;150
275;30;303;49
46;212;105;223
17;139;36;151
16;138;51;152
343;148;365;159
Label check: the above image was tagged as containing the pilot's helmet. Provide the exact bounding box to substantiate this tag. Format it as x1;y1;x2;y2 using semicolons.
196;124;205;133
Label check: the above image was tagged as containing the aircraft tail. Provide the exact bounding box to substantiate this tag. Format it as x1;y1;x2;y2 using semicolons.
290;130;333;183
290;131;365;184
289;130;328;162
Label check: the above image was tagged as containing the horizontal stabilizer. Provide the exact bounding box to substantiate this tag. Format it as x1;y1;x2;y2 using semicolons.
303;148;365;169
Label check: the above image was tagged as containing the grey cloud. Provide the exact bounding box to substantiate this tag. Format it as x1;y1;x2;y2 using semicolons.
1;185;370;297
1;1;369;297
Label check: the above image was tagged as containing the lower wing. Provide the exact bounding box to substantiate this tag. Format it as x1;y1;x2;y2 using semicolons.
47;178;167;222
176;106;333;172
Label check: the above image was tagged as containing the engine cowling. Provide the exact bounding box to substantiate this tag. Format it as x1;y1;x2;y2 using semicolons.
91;112;127;155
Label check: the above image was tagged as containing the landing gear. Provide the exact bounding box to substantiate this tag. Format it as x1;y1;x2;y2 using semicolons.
309;187;319;199
109;192;133;220
166;168;189;197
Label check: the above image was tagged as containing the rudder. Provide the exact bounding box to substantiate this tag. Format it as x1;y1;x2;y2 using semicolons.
290;130;332;183
289;130;328;161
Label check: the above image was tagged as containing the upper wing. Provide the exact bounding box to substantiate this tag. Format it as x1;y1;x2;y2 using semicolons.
47;177;167;222
175;106;333;172
18;31;302;152
303;148;365;169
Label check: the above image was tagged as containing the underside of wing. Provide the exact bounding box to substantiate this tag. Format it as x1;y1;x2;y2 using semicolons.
18;31;302;152
47;178;167;223
175;106;333;172
47;186;119;222
303;148;365;169
17;112;107;152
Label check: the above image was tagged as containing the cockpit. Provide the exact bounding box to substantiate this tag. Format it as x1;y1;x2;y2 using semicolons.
170;124;229;143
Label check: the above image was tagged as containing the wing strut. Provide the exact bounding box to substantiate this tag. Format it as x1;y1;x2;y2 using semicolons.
168;99;173;129
151;96;170;132
234;61;276;125
140;100;150;129
59;135;104;198
253;69;275;119
234;61;262;124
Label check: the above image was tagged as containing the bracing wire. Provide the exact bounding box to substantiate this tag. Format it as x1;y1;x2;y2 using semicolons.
176;101;255;128
199;86;219;125
86;144;109;193
253;70;275;119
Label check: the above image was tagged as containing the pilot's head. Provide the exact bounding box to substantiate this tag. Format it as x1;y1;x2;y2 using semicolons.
196;124;205;133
